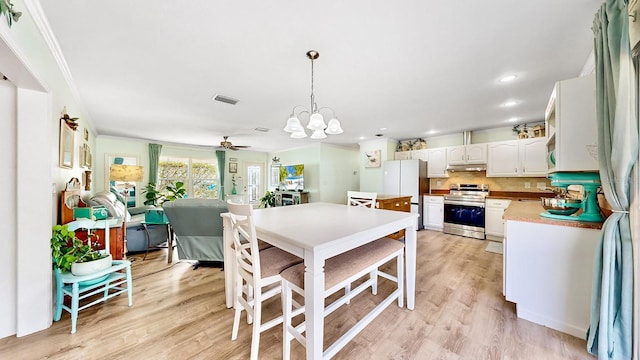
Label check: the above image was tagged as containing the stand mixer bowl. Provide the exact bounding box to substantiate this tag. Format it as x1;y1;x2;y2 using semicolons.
541;197;581;215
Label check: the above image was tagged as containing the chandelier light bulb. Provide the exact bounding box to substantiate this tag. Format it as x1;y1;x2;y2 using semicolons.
310;129;327;139
325;118;343;135
284;116;303;132
307;112;327;130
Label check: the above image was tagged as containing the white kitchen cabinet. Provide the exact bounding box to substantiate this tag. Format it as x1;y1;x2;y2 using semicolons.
394;151;411;160
545;73;598;172
446;144;487;165
504;219;600;337
423;195;444;230
394;149;429;161
487;138;547;177
485;198;511;241
427;147;448;178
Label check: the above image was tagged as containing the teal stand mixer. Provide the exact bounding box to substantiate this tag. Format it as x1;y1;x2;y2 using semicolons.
540;172;604;222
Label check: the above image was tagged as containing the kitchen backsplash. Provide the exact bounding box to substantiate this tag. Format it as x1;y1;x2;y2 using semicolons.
430;173;551;192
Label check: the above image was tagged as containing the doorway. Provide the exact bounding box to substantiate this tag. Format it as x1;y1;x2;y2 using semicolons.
245;162;264;204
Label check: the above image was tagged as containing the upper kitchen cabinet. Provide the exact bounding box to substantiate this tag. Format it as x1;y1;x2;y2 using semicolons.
447;144;487;165
427;147;448;178
394;149;429;161
487;138;547;177
545;74;598;172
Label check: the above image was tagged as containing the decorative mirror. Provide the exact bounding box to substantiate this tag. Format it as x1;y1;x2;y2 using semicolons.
59;120;74;169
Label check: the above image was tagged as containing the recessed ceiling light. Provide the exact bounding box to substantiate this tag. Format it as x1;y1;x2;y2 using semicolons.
380;127;387;131
359;136;366;140
499;74;518;83
508;117;518;122
426;130;437;135
503;100;518;107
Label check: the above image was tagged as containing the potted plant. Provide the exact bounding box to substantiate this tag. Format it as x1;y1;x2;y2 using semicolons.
142;182;164;206
163;181;186;203
259;191;276;208
51;224;112;275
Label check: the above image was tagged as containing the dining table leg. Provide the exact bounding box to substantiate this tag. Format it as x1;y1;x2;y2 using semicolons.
304;252;326;359
405;224;417;310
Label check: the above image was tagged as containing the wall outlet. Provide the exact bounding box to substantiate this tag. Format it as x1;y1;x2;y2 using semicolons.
524;182;531;189
537;182;547;189
436;180;442;186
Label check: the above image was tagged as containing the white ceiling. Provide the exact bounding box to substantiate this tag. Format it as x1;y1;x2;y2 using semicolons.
37;0;602;152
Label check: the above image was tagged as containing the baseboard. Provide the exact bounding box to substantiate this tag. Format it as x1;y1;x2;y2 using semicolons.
516;306;587;339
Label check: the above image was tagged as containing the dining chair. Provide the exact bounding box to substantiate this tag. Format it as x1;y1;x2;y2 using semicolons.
53;219;133;334
280;237;405;359
226;202;302;360
347;191;378;208
345;190;379;301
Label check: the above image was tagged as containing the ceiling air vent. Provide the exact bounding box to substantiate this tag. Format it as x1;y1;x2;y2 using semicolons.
213;94;239;105
254;127;269;132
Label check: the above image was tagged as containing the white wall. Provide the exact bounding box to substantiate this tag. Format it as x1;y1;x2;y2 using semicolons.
0;78;17;339
319;144;359;204
358;138;395;193
0;0;95;337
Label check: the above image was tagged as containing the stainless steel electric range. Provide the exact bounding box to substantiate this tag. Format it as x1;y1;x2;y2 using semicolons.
443;184;489;240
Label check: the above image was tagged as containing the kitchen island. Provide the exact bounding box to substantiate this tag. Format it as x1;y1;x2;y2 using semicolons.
502;201;602;338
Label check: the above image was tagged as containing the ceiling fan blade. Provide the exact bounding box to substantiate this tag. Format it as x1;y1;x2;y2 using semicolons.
232;145;251;149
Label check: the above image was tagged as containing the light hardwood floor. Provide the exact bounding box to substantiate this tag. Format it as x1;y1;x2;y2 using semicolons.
0;230;594;359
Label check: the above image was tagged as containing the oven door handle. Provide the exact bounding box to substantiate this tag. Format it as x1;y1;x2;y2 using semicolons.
444;200;485;208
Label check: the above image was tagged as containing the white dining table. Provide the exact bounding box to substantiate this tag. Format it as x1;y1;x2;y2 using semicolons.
222;202;417;359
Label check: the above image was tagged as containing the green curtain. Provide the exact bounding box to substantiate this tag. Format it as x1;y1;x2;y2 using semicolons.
216;150;226;199
587;1;637;358
148;143;162;185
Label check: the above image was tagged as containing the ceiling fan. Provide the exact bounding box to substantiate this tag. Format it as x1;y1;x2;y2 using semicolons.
218;136;251;151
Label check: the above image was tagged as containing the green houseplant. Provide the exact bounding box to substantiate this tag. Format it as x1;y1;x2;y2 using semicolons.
163;181;187;203
51;224;109;274
259;191;276;208
142;182;164;206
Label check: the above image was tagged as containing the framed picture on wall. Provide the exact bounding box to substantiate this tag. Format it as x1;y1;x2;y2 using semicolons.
229;162;238;173
364;149;381;168
59;120;74;169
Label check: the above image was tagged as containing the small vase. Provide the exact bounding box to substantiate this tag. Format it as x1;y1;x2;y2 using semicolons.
231;184;237;195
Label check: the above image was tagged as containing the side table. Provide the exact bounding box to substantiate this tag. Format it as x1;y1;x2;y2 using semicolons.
141;221;175;263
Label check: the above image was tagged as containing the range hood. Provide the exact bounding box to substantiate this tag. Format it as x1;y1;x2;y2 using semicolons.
446;164;487;172
444;131;487;172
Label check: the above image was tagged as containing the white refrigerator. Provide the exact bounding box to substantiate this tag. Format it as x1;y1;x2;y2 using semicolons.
382;159;428;230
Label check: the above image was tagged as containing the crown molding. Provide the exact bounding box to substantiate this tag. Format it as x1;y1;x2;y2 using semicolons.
23;0;95;133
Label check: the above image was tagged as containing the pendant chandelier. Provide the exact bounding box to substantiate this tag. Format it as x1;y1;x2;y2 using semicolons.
283;50;343;139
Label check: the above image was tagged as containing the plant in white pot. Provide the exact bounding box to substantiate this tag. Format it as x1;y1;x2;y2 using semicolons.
51;224;112;276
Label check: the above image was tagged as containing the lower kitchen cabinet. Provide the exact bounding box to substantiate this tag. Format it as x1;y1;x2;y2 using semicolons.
423;195;444;231
503;219;600;337
485;198;511;241
377;195;411;239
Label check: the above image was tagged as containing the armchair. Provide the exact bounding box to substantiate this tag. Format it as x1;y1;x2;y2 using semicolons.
162;198;227;268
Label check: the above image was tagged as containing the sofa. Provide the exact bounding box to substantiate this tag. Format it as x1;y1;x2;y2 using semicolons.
87;190;169;254
162;198;227;267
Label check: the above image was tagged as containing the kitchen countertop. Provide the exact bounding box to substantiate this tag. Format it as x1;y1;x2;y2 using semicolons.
503;200;603;230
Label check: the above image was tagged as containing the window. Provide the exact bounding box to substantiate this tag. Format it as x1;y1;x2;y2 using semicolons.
158;156;219;199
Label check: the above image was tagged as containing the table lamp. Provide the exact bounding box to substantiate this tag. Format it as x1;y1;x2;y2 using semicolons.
109;164;144;258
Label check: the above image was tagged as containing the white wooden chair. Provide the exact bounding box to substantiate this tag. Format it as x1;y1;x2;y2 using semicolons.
226;202;302;360
347;191;378;208
53;219;132;334
281;238;404;359
345;190;379;300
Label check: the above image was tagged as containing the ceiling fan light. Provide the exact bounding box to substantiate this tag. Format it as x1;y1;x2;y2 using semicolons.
284;116;303;132
290;130;308;139
307;112;326;130
325;118;343;135
310;129;327;139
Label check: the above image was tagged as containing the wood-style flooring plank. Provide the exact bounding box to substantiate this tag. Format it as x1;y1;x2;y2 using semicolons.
0;230;593;359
